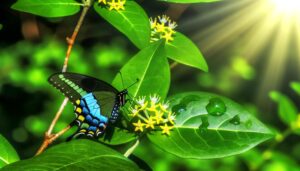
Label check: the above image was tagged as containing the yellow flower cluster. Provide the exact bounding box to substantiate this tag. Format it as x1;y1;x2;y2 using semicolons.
98;0;126;11
150;15;178;43
130;94;175;135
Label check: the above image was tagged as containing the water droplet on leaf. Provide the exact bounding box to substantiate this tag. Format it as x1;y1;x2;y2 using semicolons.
172;104;186;114
206;98;226;116
229;115;240;125
199;116;209;130
172;95;200;114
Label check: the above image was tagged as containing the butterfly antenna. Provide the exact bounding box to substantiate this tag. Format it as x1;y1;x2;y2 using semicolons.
126;78;139;89
118;71;125;89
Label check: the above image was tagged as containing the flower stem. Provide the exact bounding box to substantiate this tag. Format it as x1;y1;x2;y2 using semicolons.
124;139;140;157
35;2;91;156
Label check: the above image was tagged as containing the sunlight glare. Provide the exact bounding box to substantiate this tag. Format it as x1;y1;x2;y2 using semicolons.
269;0;300;14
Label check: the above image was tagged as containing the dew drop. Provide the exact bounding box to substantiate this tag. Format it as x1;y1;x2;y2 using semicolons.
172;104;186;114
229;115;240;125
199;116;209;130
172;95;201;114
206;98;226;116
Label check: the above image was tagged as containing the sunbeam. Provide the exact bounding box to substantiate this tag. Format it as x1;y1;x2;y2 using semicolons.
182;0;300;105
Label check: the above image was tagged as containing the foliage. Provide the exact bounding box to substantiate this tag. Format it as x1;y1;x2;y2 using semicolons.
2;140;139;170
0;135;19;168
148;92;273;159
0;0;292;170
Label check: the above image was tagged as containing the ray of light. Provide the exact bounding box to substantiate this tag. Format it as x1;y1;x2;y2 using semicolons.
181;0;249;32
256;14;294;104
295;17;300;75
240;12;280;63
180;0;300;105
193;1;268;56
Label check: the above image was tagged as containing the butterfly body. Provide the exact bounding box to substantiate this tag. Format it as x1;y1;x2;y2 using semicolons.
48;72;128;138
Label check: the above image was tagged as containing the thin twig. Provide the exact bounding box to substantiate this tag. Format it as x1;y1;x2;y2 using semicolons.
46;98;69;135
62;4;90;72
124;139;140;157
35;1;91;156
35;125;72;156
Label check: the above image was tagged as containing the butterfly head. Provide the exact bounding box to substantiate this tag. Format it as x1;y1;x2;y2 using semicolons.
118;89;128;106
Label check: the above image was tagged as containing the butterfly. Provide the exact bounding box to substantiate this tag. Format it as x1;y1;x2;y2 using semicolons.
48;72;128;138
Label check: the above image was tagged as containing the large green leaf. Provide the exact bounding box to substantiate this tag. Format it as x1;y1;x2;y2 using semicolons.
291;82;300;96
113;41;170;99
166;32;208;71
0;135;19;168
94;1;150;49
270;91;298;126
159;0;222;3
2;140;139;170
98;128;137;145
11;0;82;18
147;92;273;159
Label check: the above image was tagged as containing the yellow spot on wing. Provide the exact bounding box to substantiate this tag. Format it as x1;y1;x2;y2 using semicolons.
76;107;82;113
78;115;85;122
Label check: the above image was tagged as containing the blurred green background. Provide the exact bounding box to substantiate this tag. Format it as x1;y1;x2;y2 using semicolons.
1;0;300;170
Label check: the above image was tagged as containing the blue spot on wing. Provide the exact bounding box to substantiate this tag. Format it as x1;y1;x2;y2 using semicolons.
81;93;108;124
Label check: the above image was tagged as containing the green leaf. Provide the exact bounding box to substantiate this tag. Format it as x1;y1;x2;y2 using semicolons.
11;0;82;18
166;32;208;71
0;135;19;168
98;128;137;145
291;82;300;96
269;91;298;126
159;0;222;3
147;92;273;159
2;140;139;170
94;1;150;49
113;41;170;99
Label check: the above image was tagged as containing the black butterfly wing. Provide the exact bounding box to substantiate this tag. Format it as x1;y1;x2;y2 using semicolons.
48;73;83;103
93;91;117;118
48;72;118;104
61;72;119;93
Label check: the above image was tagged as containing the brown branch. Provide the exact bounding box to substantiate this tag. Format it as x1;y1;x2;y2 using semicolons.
62;5;90;72
35;2;91;156
35;125;72;156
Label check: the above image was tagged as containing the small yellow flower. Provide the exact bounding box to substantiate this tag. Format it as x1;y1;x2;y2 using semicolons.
98;0;107;4
150;18;157;29
154;111;164;124
107;0;126;11
159;102;169;113
133;120;145;132
160;123;173;135
136;96;148;110
145;117;155;129
155;23;165;32
150;94;160;106
167;112;175;125
129;94;176;136
161;31;174;42
168;21;177;29
129;107;139;117
158;15;169;24
149;15;177;43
